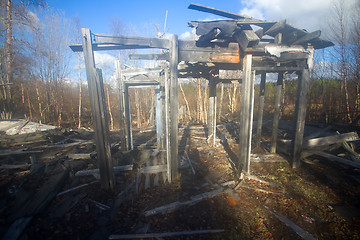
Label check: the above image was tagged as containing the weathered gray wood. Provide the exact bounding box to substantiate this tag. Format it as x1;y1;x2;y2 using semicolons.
292;69;310;168
234;30;260;51
2;217;33;240
81;28;114;190
267;207;316;240
188;3;246;19
129;53;169;61
264;20;286;36
239;54;253;174
292;30;321;45
94;34;169;49
121;67;163;77
247;71;255;167
144;188;224;216
109;229;224;239
56;180;98;197
115;61;127;151
166;34;179;182
312;151;360;168
303;132;359;149
124;85;133;150
75;165;134;176
256;72;266;148
270;72;284;153
207;78;217;146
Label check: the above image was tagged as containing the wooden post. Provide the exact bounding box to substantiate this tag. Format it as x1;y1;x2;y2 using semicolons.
239;54;253;174
81;28;114;190
124;84;133;150
270;72;284;153
156;71;166;150
292;68;310;168
207;78;217;146
115;61;127;151
256;72;266;148
166;34;179;182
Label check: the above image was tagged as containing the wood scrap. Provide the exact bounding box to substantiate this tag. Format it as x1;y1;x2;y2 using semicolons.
75;165;133;176
0;163;31;169
266;207;316;240
303;132;359;150
144;188;224;217
109;229;225;239
342;141;360;162
185;151;195;175
57;180;99;197
2;216;33;240
312;151;360;168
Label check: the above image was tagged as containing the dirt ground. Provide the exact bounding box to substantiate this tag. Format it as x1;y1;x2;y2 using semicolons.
1;124;360;239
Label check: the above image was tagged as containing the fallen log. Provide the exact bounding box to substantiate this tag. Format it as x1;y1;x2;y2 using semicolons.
144;188;224;217
109;229;224;239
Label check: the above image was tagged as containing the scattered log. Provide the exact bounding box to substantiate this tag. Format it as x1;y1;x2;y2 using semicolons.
109;229;224;239
342;141;360;162
67;153;93;160
266;207;316;240
57;180;99;197
144;188;224;217
75;165;133;176
303;132;359;150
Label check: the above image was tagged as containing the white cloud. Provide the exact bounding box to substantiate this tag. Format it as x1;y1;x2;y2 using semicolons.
179;28;197;40
239;0;357;32
94;52;117;69
27;10;40;26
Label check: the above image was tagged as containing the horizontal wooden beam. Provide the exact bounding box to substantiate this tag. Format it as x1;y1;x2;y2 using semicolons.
129;53;169;61
188;3;246;19
94;34;169;49
124;81;159;86
121;67;163;77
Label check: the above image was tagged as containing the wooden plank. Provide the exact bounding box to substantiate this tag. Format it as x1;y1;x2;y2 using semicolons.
75;165;134;176
81;28;114;190
129;53;169;61
267;207;316;240
239;54;252;174
312;151;360;168
270;72;284;153
255;72;266;148
109;229;224;239
94;34;169;49
188;3;246;19
247;70;255;168
291;68;310;168
121;67;163;77
115;61;127;151
168;34;179;182
292;30;321;45
303;132;359;149
264;20;286;37
207;78;217;146
234;30;260;51
144;188;224;216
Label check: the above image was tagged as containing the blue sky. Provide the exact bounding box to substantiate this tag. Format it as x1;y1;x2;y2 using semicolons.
47;0;358;40
47;0;247;38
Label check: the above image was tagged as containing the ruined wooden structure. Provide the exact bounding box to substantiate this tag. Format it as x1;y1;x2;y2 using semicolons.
70;3;333;189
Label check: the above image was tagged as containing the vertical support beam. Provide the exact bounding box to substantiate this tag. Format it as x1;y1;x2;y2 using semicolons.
239;54;253;174
256;72;266;148
115;61;126;151
207;77;217;146
156;71;165;150
292;46;313;167
270;72;284;153
247;70;255;166
81;28;114;190
124;84;133;150
166;34;179;182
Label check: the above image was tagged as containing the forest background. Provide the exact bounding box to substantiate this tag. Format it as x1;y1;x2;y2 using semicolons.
0;0;359;130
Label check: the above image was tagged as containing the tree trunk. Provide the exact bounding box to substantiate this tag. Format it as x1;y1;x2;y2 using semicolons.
5;0;12;100
35;82;42;124
135;89;141;128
